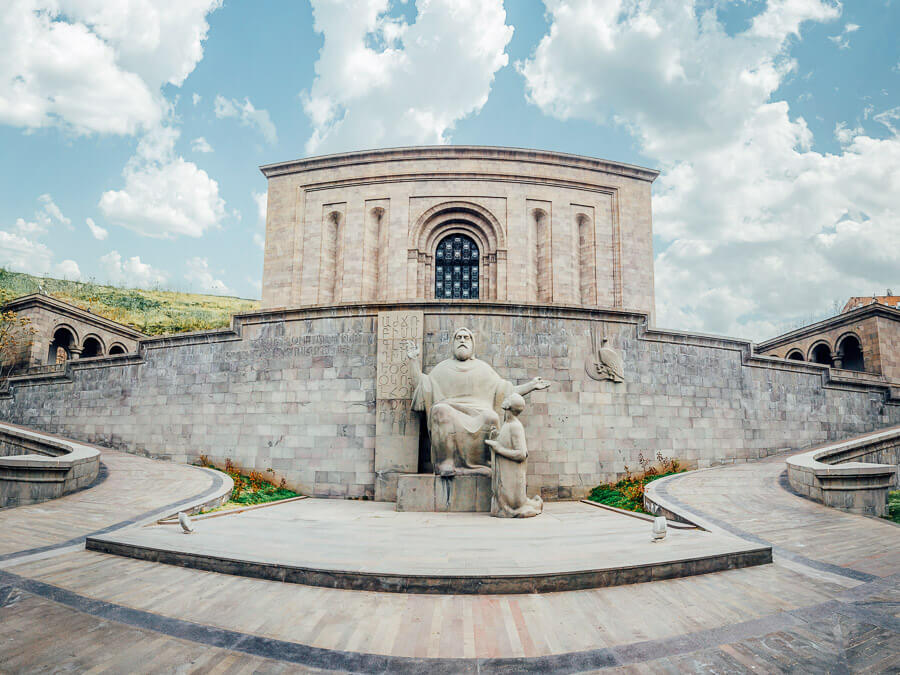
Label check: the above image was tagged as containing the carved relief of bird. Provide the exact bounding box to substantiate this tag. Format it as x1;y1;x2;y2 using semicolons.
598;337;625;383
178;511;194;534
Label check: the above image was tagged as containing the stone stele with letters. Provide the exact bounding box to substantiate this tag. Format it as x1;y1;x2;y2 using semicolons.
374;311;424;501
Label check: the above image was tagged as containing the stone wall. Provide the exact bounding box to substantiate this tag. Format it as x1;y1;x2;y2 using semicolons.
1;303;898;500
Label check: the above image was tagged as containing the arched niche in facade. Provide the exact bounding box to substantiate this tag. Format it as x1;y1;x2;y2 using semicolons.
786;349;804;361
408;201;506;301
80;334;105;358
809;341;833;366
48;324;78;364
108;343;127;355
835;333;865;371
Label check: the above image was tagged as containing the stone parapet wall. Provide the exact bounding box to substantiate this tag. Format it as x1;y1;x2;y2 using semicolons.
786;426;899;516
1;303;898;500
0;422;101;507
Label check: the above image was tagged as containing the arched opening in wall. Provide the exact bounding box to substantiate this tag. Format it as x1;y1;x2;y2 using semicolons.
108;344;126;355
532;208;551;302
435;233;479;299
48;327;76;364
809;343;832;366
80;336;104;358
837;334;865;371
786;350;804;361
576;212;596;306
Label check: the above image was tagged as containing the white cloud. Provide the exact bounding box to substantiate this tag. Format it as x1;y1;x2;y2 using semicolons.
252;190;266;249
99;126;226;238
302;0;513;155
834;121;864;145
191;136;214;153
85;217;108;240
0;231;53;275
14;194;70;236
828;22;860;50
185;256;231;294
873;106;900;135
214;95;277;144
99;250;168;287
0;194;77;277
192;93;202;106
520;0;900;340
0;1;220;136
53;259;81;280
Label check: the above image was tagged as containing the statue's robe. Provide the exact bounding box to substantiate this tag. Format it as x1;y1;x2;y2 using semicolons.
411;357;513;472
489;417;543;518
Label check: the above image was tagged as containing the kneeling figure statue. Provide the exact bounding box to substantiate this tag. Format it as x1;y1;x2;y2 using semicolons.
486;393;543;518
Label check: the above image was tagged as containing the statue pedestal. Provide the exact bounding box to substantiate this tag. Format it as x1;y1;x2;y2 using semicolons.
396;474;491;512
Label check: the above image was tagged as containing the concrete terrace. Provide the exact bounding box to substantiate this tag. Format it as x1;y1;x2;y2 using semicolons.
0;442;897;672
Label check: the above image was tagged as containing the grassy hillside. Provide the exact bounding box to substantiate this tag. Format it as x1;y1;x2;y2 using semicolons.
0;268;259;336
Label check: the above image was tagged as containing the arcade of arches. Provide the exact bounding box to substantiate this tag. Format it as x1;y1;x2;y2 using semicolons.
1;294;143;375
756;301;900;385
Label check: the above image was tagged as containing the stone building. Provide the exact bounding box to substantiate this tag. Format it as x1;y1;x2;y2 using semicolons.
1;147;898;500
1;294;144;374
260;146;657;320
756;301;900;387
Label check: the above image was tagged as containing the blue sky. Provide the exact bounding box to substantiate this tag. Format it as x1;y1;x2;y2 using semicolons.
1;0;897;340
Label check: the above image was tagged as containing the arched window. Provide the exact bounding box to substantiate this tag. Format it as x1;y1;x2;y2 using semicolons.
109;344;126;355
435;234;479;299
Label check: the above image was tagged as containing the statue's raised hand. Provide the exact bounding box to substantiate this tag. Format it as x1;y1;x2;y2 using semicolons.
531;376;550;391
403;340;420;360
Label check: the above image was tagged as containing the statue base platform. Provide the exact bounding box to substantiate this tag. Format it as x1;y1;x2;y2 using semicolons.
396;473;491;512
86;499;772;595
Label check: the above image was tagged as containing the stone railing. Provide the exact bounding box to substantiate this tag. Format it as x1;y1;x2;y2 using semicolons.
0;422;101;507
786;425;900;517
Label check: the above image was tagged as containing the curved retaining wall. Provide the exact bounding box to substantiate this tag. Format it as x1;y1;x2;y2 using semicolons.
1;302;898;500
0;423;101;507
786;425;899;516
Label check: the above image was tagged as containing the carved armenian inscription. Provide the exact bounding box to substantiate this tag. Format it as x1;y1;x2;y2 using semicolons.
376;311;423;399
374;310;424;502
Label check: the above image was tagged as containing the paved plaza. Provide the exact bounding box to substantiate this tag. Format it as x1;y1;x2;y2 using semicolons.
1;448;897;672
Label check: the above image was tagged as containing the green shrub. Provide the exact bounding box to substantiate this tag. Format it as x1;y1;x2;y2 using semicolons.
588;452;685;514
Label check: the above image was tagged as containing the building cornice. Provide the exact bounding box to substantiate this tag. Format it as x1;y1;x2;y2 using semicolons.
757;302;900;351
1;293;147;339
259;145;660;183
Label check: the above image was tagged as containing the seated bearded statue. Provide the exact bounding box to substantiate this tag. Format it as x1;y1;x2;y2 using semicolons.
405;328;549;477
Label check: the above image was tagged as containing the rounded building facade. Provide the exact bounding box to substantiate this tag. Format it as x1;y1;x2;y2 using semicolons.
259;146;659;319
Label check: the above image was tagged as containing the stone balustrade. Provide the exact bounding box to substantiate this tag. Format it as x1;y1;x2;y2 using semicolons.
786;425;899;516
0;423;101;507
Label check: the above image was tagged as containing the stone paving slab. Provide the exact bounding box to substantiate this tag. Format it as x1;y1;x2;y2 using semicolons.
646;451;900;578
86;498;770;593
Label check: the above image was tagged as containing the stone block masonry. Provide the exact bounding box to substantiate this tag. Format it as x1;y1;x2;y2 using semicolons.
1;303;898;500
